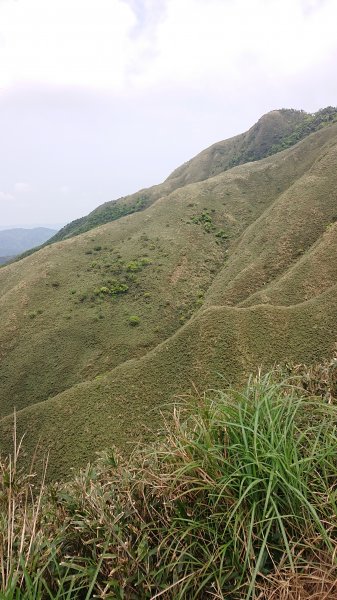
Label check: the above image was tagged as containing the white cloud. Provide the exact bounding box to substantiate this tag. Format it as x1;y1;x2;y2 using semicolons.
0;0;336;228
0;0;137;89
0;0;336;93
14;182;32;193
0;191;15;202
60;185;70;195
131;0;337;91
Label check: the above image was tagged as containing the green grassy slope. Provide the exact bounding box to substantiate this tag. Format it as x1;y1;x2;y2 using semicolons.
204;126;337;307
166;106;337;187
0;286;335;481
3;125;329;417
1;372;336;599
0;120;336;479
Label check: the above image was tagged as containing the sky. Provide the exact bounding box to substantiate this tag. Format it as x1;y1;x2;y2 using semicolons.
0;0;336;228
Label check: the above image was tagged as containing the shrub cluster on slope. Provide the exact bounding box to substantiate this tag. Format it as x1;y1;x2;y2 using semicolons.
1;364;337;599
49;195;150;243
232;106;337;167
266;106;337;156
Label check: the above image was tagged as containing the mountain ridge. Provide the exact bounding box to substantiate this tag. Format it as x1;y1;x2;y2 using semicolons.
0;110;336;479
20;106;337;251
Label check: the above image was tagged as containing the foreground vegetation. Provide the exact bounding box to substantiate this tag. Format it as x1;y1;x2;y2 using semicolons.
1;361;336;599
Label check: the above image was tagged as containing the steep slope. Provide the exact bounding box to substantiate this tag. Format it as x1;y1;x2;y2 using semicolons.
0;286;336;481
166;106;337;185
166;108;306;187
0;121;336;479
33;107;337;246
204;130;337;307
1;124;334;418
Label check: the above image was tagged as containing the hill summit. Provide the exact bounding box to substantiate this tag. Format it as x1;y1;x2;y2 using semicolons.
0;107;336;479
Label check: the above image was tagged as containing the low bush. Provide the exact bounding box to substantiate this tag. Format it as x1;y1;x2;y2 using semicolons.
128;315;140;326
126;258;152;272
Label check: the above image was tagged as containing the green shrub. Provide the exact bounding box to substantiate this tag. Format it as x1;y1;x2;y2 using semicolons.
93;282;129;299
215;229;228;239
126;257;151;272
191;211;213;225
203;221;213;233
128;315;140;326
191;211;216;233
95;286;110;295
126;260;139;272
110;282;129;295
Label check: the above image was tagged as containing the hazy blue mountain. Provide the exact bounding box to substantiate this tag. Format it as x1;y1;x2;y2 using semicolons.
0;227;57;258
0;256;14;265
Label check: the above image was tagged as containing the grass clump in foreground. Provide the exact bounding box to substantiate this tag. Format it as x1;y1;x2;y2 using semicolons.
1;369;337;599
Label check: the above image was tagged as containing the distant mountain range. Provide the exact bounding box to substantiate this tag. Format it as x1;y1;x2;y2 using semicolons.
0;227;56;262
0;107;336;481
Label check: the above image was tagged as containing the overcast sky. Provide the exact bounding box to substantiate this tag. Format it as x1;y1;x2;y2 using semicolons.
0;0;336;228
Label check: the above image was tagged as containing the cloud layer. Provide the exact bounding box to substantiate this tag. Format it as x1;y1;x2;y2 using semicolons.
1;0;336;92
0;0;336;226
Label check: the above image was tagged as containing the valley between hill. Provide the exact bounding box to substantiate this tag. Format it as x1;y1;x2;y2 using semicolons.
0;109;336;479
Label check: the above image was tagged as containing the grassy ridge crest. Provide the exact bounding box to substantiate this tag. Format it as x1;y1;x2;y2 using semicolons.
18;106;337;255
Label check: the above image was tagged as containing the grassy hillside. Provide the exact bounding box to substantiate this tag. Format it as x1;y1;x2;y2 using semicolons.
1;123;335;418
22;107;336;249
204;129;337;308
0;119;336;479
166;106;337;186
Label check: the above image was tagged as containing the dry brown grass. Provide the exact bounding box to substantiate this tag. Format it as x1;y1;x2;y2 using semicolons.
286;350;337;403
0;412;49;592
257;554;337;599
